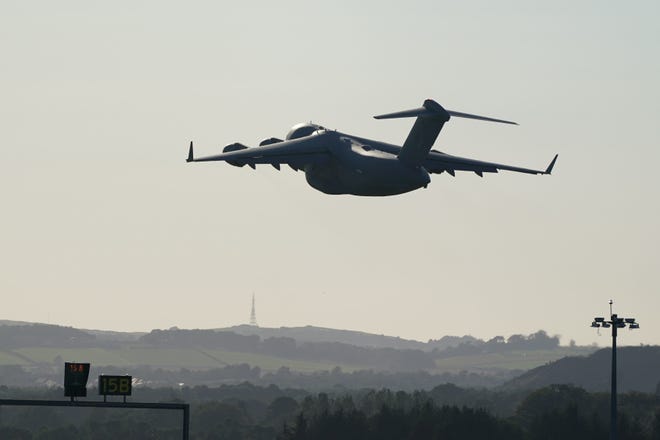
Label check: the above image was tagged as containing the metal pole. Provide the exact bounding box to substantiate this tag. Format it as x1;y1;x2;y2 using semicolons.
610;313;618;440
0;399;190;438
592;301;638;440
182;404;190;440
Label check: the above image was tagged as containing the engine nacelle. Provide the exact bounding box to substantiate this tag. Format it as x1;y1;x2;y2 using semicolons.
223;142;248;153
259;137;283;146
223;142;248;167
285;123;324;140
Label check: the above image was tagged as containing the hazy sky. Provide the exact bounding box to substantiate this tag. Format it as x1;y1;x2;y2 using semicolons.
1;1;659;346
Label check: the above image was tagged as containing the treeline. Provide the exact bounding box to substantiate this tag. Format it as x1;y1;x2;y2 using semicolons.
8;345;660;393
0;363;516;391
281;389;660;440
141;329;561;355
257;366;512;390
0;323;563;358
281;404;521;440
226;325;481;352
141;329;435;371
1;384;659;439
0;325;571;378
139;328;562;371
434;330;560;358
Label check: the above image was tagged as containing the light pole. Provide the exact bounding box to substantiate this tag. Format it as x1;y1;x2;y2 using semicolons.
590;300;639;440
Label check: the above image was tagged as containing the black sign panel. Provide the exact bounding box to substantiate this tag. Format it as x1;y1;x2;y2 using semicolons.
64;362;90;397
98;375;132;396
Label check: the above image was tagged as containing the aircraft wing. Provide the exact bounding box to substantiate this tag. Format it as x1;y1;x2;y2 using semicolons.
424;150;558;177
186;134;330;170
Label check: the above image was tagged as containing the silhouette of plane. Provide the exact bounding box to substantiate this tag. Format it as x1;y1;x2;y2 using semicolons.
187;99;557;196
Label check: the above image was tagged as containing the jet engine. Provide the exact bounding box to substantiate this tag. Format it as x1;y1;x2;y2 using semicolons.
222;142;248;167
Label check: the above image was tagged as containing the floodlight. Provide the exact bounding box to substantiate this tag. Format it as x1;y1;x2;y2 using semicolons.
591;301;640;440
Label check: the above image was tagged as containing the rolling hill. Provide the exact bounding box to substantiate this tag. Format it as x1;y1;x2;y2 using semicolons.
504;346;660;393
0;320;604;389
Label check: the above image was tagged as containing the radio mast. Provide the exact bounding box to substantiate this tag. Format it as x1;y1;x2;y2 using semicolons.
249;294;258;327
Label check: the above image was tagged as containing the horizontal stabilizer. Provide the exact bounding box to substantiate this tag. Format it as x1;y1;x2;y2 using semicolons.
446;110;517;125
374;99;517;125
374;99;450;121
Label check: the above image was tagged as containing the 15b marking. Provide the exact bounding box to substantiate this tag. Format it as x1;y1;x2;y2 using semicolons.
98;375;132;396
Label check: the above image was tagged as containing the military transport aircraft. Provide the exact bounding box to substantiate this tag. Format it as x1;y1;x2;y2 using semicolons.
186;99;557;196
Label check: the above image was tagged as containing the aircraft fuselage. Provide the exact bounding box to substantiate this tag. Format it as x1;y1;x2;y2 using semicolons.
304;132;431;196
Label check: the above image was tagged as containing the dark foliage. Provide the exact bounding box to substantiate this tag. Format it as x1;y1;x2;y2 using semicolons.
278;402;523;440
1;384;660;439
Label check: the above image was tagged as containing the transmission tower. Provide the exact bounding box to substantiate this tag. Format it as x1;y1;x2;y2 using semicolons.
249;294;258;326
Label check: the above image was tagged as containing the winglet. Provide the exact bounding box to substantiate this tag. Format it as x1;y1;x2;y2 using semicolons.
187;141;194;162
544;154;558;175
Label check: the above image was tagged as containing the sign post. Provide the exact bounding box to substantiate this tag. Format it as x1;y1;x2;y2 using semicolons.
0;362;189;440
64;362;90;401
98;375;132;402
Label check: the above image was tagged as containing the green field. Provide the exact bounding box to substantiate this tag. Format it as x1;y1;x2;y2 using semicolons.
13;348;133;367
4;346;362;372
0;350;31;366
2;345;597;375
200;349;363;372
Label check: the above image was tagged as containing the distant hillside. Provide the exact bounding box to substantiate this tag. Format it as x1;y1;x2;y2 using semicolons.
0;319;33;326
0;320;597;390
0;323;97;349
0;320;144;342
221;325;476;351
140;328;436;371
0;320;564;354
81;328;145;342
504;346;660;393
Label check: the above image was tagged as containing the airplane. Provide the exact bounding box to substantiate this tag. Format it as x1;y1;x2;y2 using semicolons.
186;99;557;196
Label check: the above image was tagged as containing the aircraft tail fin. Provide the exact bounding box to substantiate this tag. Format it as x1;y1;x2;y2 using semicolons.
187;141;194;162
375;99;450;166
374;99;517;166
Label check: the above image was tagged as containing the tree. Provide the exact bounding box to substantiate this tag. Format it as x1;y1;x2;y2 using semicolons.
267;396;300;426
